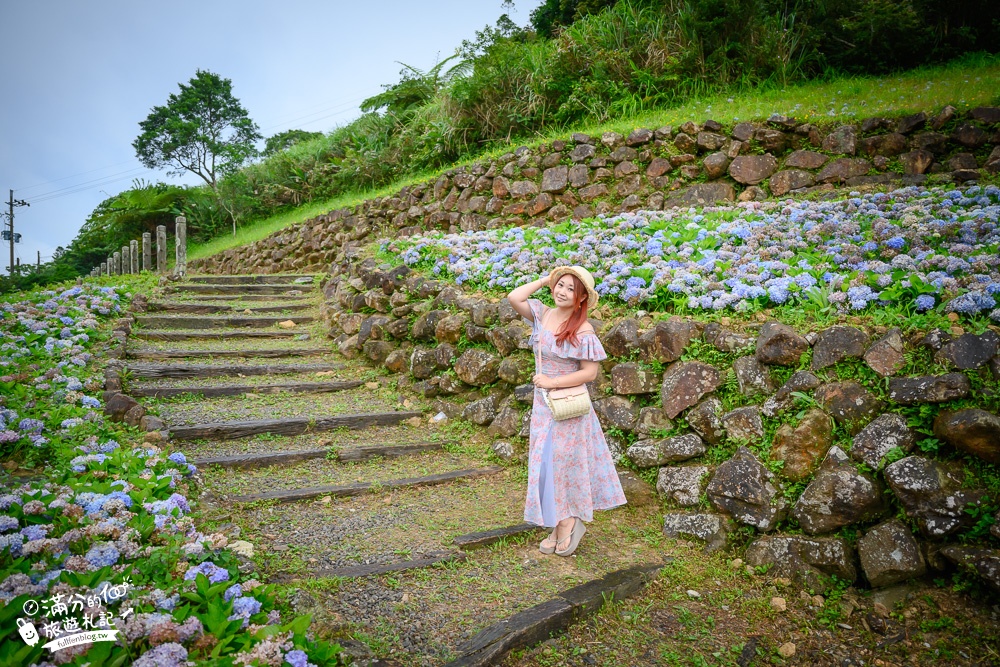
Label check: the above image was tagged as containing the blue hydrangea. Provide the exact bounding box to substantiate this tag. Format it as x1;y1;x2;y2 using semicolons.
224;584;243;602
915;294;936;312
184;561;230;584
0;516;19;533
20;525;49;541
85;542;120;568
168;452;187;465
18;419;44;434
231;595;262;617
80;396;100;408
884;236;906;249
0;533;24;557
284;649;312;667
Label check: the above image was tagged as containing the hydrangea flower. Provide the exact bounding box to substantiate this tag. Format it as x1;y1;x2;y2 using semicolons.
184;561;230;584
85;542;120;568
915;294;936;312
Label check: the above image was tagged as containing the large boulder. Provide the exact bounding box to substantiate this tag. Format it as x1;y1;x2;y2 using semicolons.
933;409;1000;464
888;373;970;405
755;321;809;366
634;407;673;437
662;513;731;553
769;169;815;196
721;406;764;443
858;519;926;588
792;447;887;535
811;326;869;371
639;319;695;363
656;465;711;506
453;349;500;386
733;356;777;397
850;413;915;470
626;434;705;467
660;361;722;419
687;397;726;444
706;447;787;531
744;535;857;592
884;456;987;539
822;125;857;154
602;319;640;357
941;547;1000;594
728;154;778;185
864;328;906;377
411;309;449;340
935;331;999;370
104;392;140;422
610;363;661;395
814;381;882;434
770;409;834;481
462;395;500;425
593;396;639;432
761;371;822;417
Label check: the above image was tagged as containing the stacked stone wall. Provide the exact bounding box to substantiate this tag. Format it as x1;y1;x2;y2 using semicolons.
316;257;1000;594
190;106;1000;275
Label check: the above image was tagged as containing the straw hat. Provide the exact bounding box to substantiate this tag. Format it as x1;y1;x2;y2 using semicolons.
549;265;599;309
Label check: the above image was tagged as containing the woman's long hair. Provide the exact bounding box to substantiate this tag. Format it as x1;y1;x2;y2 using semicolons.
552;273;590;347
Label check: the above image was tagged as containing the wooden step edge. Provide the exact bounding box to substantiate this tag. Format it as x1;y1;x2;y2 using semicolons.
192;440;448;470
269;551;466;583
186;275;318;285
452;523;545;551
127;362;344;379
230;466;503;503
130;380;362;398
146;302;313;314
169;410;424;441
134;330;302;341
127;348;329;360
443;564;662;667
134;315;316;329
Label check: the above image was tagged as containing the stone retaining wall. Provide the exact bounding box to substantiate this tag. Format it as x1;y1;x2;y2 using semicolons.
319;257;1000;594
190;106;1000;275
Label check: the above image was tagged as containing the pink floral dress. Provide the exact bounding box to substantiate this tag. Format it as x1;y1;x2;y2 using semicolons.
524;299;627;528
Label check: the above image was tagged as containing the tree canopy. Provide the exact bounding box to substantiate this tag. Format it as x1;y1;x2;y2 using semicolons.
133;70;262;189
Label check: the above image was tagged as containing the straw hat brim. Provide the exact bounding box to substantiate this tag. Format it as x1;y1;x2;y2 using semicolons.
549;266;599;308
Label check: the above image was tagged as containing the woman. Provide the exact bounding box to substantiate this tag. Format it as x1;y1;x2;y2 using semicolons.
507;266;627;557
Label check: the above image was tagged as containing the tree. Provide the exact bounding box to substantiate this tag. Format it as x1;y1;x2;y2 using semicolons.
133;70;262;189
360;54;471;117
263;129;325;156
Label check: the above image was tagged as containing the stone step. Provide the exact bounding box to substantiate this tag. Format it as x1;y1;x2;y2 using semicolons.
135;314;315;329
229;466;503;503
170;294;316;302
133;330;302;341
127;347;329;360
146;301;313;314
170;410;424;441
271;551;467;582
443;565;661;667
192;440;447;470
130;380;362;399
452;523;544;551
166;284;316;295
186;274;318;285
127;362;343;379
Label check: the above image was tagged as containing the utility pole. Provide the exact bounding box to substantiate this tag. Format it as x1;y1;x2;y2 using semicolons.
6;190;29;277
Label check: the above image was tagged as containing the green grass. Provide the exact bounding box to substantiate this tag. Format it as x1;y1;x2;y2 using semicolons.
187;55;1000;264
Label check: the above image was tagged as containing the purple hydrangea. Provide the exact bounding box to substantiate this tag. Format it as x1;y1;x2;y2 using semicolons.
20;525;49;541
0;516;19;533
18;419;44;434
223;583;242;602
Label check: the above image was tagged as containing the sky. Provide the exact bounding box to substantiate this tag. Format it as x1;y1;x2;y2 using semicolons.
0;0;542;275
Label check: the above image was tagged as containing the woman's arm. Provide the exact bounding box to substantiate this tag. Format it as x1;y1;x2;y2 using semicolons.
533;360;599;389
507;274;551;321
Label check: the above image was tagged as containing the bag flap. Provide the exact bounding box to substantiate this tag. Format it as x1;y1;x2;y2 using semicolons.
548;385;588;399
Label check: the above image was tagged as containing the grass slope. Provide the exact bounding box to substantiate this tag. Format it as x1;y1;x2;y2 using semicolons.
187;57;1000;263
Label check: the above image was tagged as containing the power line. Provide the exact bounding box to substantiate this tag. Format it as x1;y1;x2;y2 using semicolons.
15;157;145;192
27;166;153;201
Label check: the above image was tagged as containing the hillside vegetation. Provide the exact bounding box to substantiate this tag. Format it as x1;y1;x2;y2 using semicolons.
17;0;1000;289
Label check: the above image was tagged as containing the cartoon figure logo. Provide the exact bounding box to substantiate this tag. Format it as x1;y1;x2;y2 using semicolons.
17;618;40;647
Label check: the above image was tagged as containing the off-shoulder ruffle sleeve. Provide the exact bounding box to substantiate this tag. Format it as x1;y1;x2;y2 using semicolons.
523;298;547;329
551;332;607;362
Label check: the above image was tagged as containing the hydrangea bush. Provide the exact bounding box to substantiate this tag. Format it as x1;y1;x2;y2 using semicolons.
386;184;1000;321
0;282;342;667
